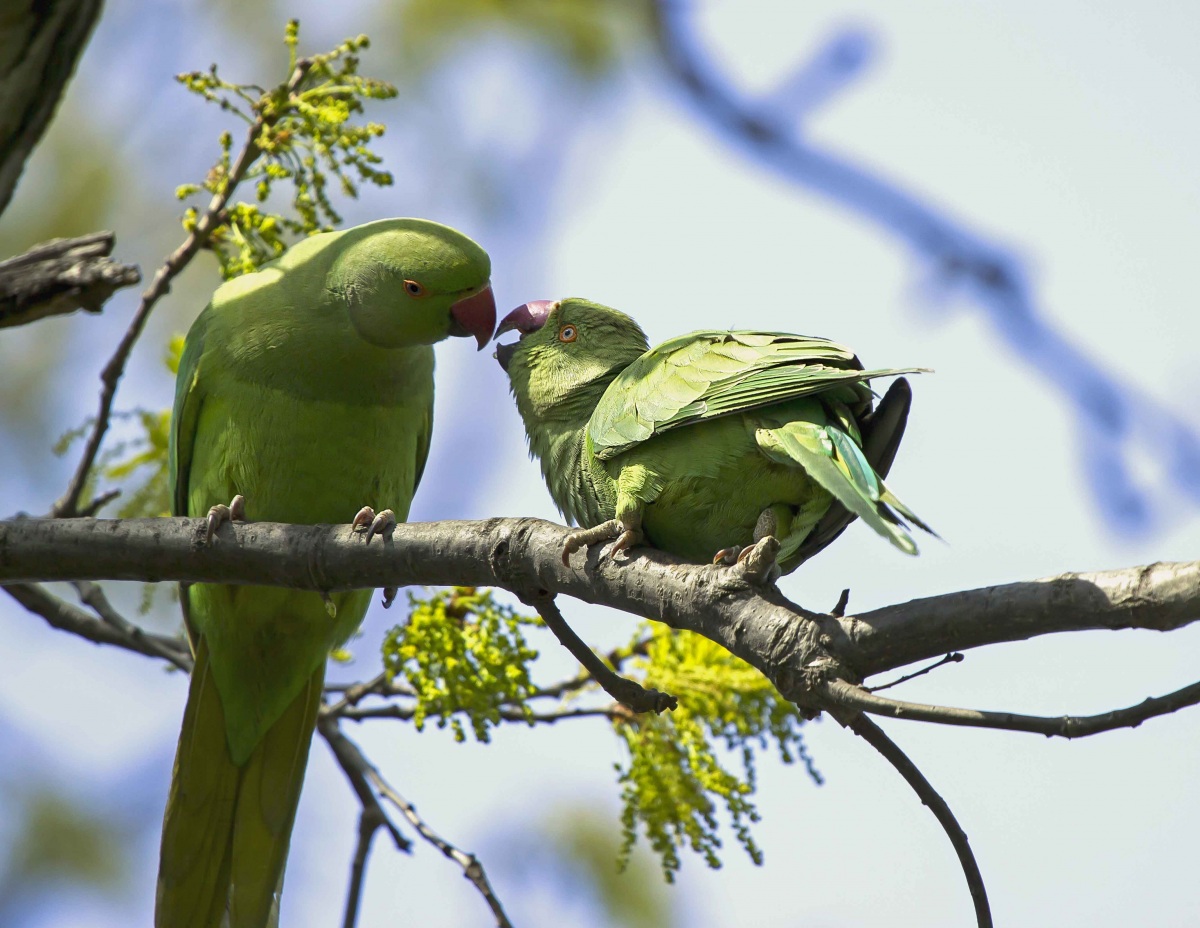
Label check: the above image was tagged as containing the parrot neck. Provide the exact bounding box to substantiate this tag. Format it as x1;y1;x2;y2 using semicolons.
524;376;617;527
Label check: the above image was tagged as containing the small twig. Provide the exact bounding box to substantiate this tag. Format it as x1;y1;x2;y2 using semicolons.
318;712;512;927
4;582;191;669
50;61;312;519
830;588;851;618
77;488;121;518
70;580;191;670
847;714;991;928
526;636;653;701
326;678;416;699
324;671;393;716
317;714;411;928
368;760;514;928
867;653;963;693
527;594;676;714
824;677;1200;738
339;702;621;725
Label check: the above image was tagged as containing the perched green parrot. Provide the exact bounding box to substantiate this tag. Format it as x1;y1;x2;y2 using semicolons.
158;218;495;928
495;298;933;578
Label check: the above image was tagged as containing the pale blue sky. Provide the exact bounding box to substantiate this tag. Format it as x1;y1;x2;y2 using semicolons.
2;2;1199;926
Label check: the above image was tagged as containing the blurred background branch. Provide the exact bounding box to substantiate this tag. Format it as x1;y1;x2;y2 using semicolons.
0;0;103;216
649;2;1200;536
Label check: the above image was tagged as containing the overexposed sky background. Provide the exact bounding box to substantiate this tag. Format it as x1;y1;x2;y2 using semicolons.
2;2;1199;926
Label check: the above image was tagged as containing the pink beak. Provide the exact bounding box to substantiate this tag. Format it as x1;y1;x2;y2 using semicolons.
495;300;554;338
450;285;498;350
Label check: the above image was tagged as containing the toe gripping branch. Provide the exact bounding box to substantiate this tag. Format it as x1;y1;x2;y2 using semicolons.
352;506;399;608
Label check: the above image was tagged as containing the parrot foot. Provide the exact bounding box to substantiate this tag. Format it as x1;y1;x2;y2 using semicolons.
204;494;246;542
736;535;781;585
563;519;642;566
714;508;779;566
352;506;396;544
382;586;399;609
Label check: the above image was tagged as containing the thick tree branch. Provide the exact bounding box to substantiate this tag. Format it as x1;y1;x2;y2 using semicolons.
0;0;103;215
7;515;1193;927
842;560;1200;677
0;232;140;328
3;517;1197;702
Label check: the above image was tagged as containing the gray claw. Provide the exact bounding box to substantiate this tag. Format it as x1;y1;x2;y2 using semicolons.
352;506;376;533
737;535;782;585
351;506;396;544
205;494;246;543
365;508;396;544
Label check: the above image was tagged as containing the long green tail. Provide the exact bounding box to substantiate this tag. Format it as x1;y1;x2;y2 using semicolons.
156;638;323;928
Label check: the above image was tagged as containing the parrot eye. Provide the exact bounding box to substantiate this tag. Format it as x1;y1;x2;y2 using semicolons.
558;324;578;343
403;279;425;297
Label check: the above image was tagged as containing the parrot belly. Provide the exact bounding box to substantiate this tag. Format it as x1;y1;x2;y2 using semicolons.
185;383;426;764
619;414;833;565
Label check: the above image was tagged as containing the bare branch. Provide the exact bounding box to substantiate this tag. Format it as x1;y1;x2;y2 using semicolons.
317;714;411;928
823;677;1200;739
338;702;620;725
527;594;676;714
319;711;512;927
49;60;315;519
70;580;193;670
846;714;991;928
0;233;140;328
4;581;190;669
367;756;513;928
867;653;963;693
842;560;1200;677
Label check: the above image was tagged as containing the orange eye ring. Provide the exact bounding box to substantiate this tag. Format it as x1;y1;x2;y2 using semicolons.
403;279;425;297
558;324;578;343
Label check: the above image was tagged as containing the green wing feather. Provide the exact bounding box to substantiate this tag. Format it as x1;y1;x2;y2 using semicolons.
754;399;923;556
791;378;914;565
588;330;925;461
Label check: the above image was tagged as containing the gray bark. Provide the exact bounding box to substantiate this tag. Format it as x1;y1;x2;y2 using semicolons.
3;515;1196;714
0;231;140;327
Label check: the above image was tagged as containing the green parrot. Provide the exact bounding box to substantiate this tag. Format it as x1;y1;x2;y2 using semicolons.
158;218;495;928
495;298;933;577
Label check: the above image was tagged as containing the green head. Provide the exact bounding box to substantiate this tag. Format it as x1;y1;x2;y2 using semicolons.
494;298;649;422
325;218;495;349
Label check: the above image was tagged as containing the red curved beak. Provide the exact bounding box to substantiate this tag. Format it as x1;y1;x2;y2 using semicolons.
450;284;497;350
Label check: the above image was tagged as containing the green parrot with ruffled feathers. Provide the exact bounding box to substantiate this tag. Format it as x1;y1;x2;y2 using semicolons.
495;298;934;578
158;218;495;928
